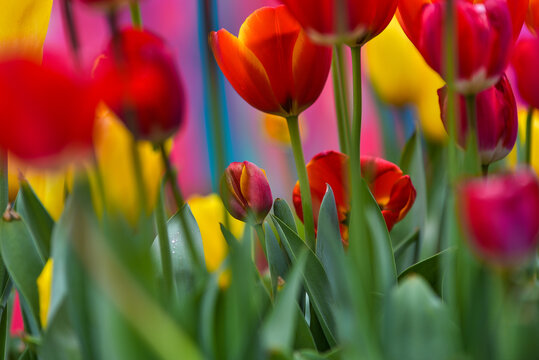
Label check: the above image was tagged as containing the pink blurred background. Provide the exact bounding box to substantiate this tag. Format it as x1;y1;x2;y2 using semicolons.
42;0;382;202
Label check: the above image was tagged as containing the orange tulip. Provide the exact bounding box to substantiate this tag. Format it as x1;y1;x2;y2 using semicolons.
528;0;539;33
209;5;332;118
293;151;416;245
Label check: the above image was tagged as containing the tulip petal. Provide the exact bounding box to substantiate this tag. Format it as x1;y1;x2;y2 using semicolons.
384;175;417;226
280;0;335;37
361;156;403;205
397;0;432;46
292;30;332;114
239;161;273;223
238;6;301;111
209;30;282;114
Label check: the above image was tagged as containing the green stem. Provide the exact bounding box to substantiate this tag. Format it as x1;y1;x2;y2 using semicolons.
129;1;143;29
286;115;316;251
158;143;203;270
0;149;7;212
525;107;535;165
254;223;267;258
155;184;174;298
465;94;481;175
332;45;351;155
394;230;420;259
130;139;148;215
482;164;489;177
444;0;458;184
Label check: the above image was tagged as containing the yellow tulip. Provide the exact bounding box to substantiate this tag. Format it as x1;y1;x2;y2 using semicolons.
365;17;447;142
187;194;244;272
0;0;53;61
37;259;53;328
508;109;539;174
92;106;165;224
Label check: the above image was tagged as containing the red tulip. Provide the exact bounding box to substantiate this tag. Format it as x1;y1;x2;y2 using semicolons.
293;151;416;245
459;170;539;266
0;59;98;167
279;0;398;46
220;161;273;224
398;0;520;94
512;37;539;109
438;75;518;165
93;28;186;143
209;6;332;118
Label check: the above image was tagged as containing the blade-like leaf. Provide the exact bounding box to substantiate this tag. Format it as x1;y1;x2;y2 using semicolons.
273;199;298;233
382;276;459;360
272;216;337;347
399;249;453;295
0;219;44;327
262;253;307;353
265;222;290;296
15;180;54;261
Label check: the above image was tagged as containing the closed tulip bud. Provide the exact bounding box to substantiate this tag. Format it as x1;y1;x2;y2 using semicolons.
438;75;518;165
279;0;398;46
94;28;186;143
399;0;521;94
210;6;331;118
512;37;539;109
459;170;539;266
0;59;98;168
220;161;273;224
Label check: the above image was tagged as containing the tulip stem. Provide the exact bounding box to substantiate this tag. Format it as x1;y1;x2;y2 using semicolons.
332;45;351;155
465;94;481;175
349;45;365;248
286;115;316;251
158;143;203;270
482;164;489;177
254;223;267;258
130;1;143;29
525;107;535;165
130;138;148;215
0;149;7;213
155;183;175;299
61;0;81;68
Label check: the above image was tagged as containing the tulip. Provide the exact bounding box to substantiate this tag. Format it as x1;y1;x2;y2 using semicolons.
92;106;165;224
365;17;447;142
209;5;332;118
220;161;273;224
93;28;186;143
0;0;53;61
398;0;518;94
279;0;398;46
293;151;416;245
528;0;539;33
459;170;539;266
512;37;539;110
187;194;244;273
37;259;53;328
0;59;98;168
438;75;518;165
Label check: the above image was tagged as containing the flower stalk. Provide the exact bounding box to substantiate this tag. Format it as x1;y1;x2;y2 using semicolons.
526;107;535;165
332;44;351;155
0;149;7;213
129;1;143;29
287;115;316;250
155;183;174;298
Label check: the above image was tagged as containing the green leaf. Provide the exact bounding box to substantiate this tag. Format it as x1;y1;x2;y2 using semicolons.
152;205;206;279
393;130;428;271
199;273;220;359
15;180;54;261
262;253;307;354
265;222;290;296
360;180;397;294
382;276;459;360
0;219;44;327
273;199;298;233
38;303;82;360
272;216;337;347
398;249;453;295
293;304;316;350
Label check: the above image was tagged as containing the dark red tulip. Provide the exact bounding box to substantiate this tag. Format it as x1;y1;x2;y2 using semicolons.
459;170;539;266
438;75;518;165
279;0;398;46
220;161;273;224
0;59;98;167
209;6;332;118
512;37;539;109
293;151;416;245
94;28;186;143
398;0;520;94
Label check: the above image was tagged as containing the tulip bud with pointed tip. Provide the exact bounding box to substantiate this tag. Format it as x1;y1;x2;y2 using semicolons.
220;161;273;224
